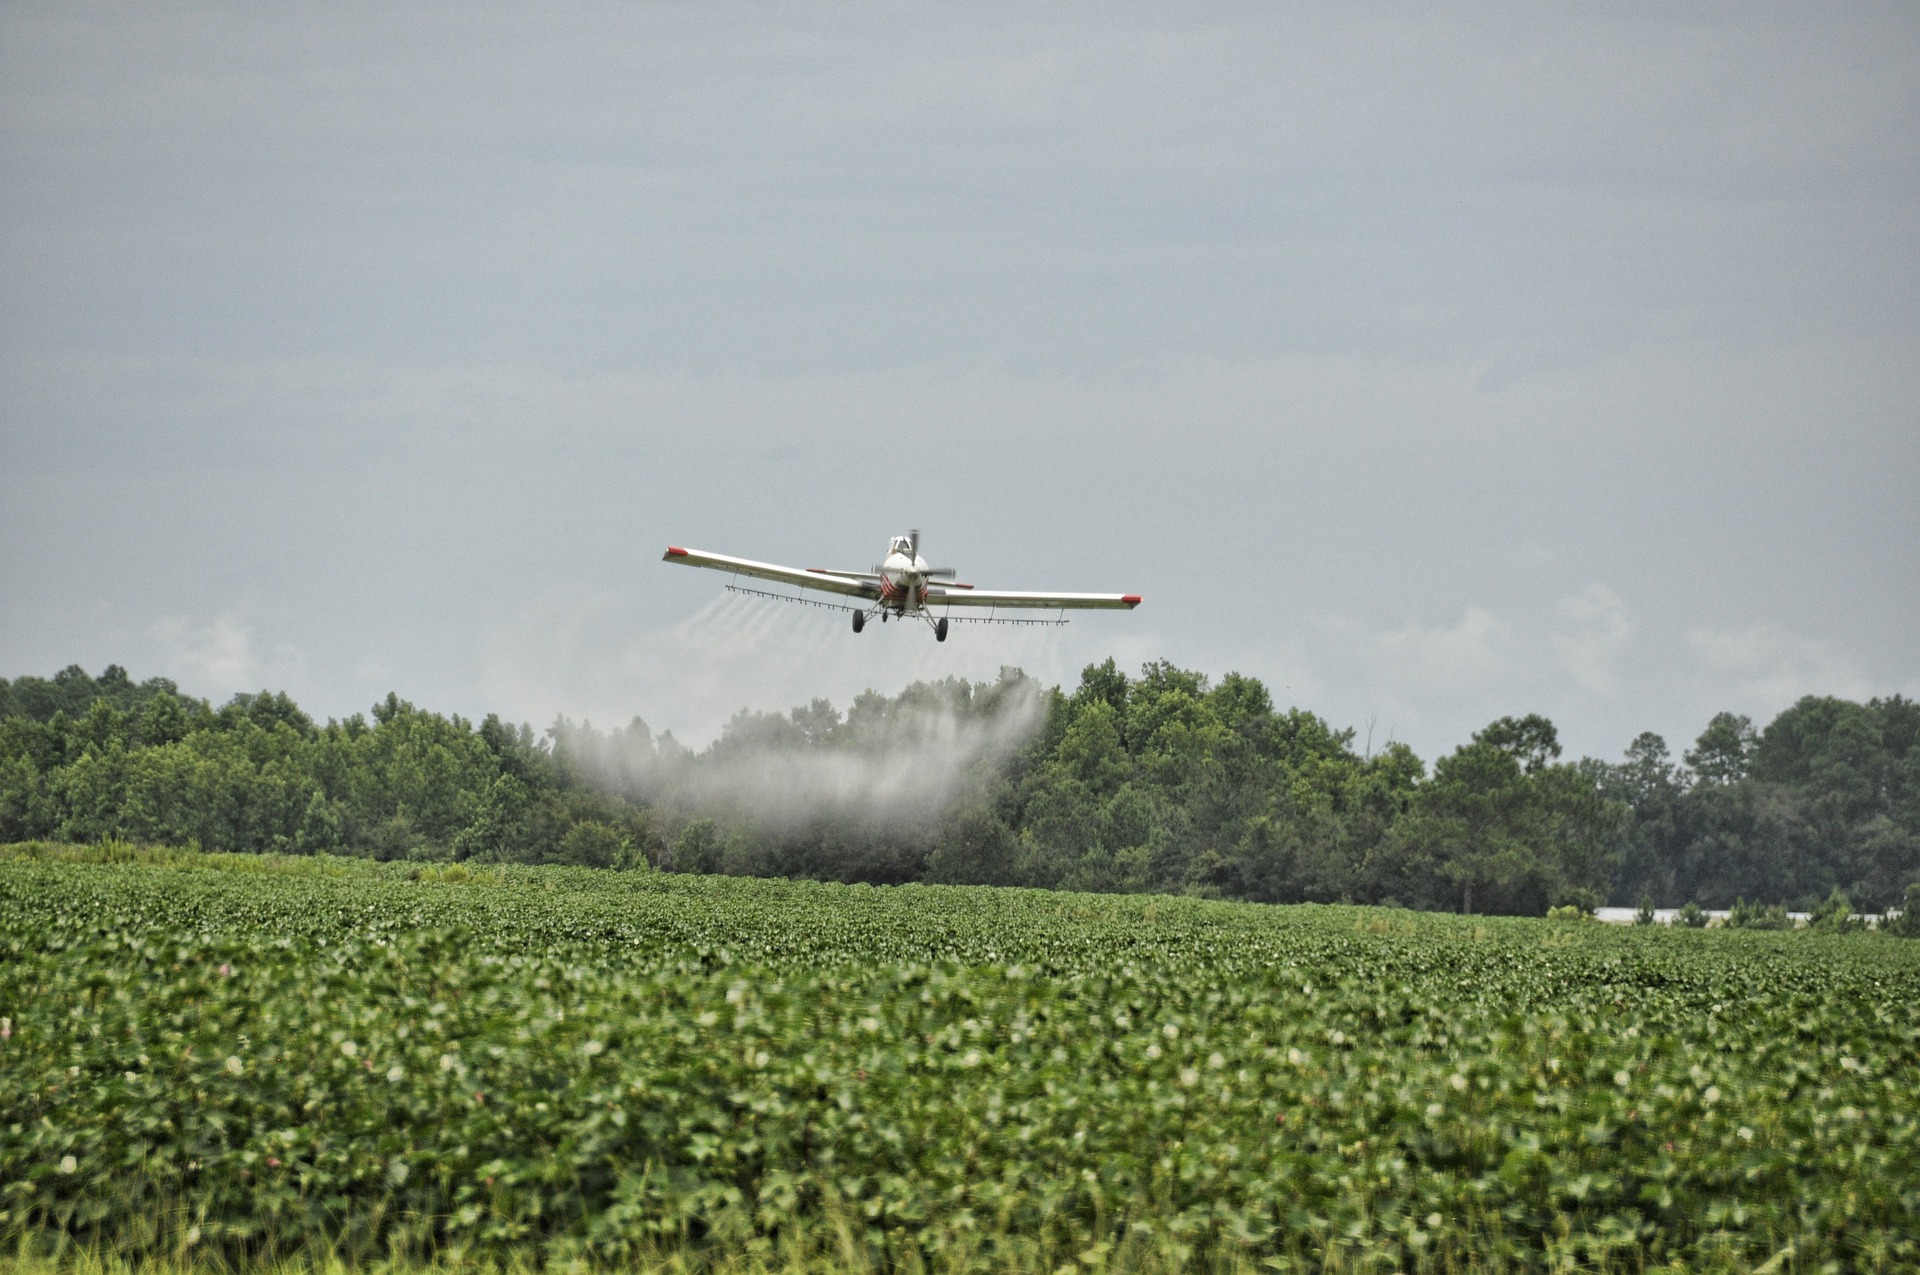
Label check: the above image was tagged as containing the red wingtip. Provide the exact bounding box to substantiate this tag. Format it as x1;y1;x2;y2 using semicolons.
1122;594;1142;606
665;546;688;557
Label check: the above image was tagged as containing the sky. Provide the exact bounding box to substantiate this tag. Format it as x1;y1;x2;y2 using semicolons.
3;2;1916;764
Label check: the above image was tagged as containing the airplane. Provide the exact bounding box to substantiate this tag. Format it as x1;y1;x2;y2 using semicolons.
662;529;1141;642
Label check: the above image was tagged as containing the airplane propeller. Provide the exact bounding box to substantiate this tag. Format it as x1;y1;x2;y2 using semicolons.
906;529;958;578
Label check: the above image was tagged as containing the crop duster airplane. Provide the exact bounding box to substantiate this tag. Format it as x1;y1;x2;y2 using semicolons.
663;530;1141;642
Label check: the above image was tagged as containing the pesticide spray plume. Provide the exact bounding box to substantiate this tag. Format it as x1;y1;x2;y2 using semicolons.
556;666;1048;834
481;585;1068;860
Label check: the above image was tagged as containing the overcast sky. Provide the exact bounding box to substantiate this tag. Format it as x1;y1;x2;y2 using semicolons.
3;2;1915;763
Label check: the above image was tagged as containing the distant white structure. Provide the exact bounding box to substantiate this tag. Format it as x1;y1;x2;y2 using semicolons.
1594;906;1889;928
1594;907;1731;926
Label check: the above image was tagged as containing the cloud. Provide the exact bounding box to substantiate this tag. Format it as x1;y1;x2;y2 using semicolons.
1551;584;1632;696
151;614;307;701
1366;606;1513;694
1685;622;1871;707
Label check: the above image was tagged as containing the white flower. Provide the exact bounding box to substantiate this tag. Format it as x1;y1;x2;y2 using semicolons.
859;1017;880;1033
1207;1052;1226;1070
1178;1067;1199;1087
58;1155;77;1174
583;1040;604;1057
225;1056;243;1075
439;1053;457;1071
340;1040;358;1058
1162;1023;1180;1040
387;1065;404;1082
1448;1073;1468;1092
1613;1070;1630;1088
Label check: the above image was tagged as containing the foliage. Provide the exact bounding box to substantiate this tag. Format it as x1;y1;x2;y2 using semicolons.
1807;887;1863;934
2;852;1917;1272
1887;884;1920;938
1675;902;1708;930
1726;898;1791;931
0;674;657;868
1604;696;1920;911
5;665;1917;919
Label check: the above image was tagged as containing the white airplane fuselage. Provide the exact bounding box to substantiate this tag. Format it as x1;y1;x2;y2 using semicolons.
876;546;931;614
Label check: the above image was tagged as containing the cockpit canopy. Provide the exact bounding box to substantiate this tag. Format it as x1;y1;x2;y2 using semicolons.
889;536;914;557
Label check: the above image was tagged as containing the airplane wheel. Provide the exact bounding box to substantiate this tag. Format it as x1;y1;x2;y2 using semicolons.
852;611;865;634
935;617;949;643
880;610;887;623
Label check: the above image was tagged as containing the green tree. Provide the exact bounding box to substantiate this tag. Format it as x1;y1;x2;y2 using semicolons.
1475;714;1562;774
1388;720;1621;916
453;775;532;862
1884;883;1920;938
1604;732;1685;905
555;820;628;869
1727;897;1790;930
1391;741;1537;915
1686;713;1756;785
673;818;722;874
1807;887;1862;933
925;804;1017;885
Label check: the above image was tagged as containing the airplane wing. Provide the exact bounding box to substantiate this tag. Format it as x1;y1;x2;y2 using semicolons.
926;585;1141;610
662;546;879;601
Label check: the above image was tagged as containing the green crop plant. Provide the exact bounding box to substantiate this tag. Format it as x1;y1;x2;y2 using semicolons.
2;847;1916;1272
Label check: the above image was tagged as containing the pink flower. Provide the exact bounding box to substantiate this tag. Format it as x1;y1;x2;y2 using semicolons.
268;1157;281;1168
218;964;232;977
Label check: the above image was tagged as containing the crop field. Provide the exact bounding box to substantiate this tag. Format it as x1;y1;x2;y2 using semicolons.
2;847;1917;1273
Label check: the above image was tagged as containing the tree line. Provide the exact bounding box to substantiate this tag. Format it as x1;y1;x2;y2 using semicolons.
2;660;1915;915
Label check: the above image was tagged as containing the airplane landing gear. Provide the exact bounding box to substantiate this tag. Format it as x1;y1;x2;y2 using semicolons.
852;611;865;634
935;617;949;643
